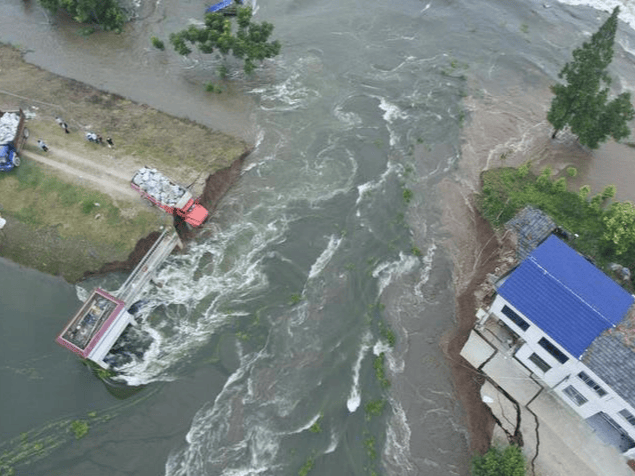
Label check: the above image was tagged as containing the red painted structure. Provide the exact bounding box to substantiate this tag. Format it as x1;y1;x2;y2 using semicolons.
55;289;126;359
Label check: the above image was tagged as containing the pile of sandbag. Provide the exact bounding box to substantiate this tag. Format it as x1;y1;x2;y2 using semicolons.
132;167;187;206
0;112;20;145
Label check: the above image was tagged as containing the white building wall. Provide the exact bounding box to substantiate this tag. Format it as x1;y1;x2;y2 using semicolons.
489;294;635;454
490;295;575;387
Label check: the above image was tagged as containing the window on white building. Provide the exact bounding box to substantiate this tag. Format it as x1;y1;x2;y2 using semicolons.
619;409;635;427
578;371;607;397
501;305;530;331
529;352;551;373
538;337;569;364
563;385;587;406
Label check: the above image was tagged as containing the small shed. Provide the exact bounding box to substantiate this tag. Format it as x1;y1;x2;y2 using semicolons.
505;206;556;261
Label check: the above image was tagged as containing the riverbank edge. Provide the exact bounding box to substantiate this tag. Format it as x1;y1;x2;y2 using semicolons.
438;82;635;460
81;149;251;282
0;43;251;284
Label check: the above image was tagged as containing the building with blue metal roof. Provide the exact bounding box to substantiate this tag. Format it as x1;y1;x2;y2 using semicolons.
482;234;635;457
497;235;633;358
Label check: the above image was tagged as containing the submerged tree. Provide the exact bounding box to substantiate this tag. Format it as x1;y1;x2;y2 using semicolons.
169;7;281;74
38;0;126;32
547;6;634;149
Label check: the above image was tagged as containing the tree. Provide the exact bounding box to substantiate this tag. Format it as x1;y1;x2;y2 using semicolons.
603;201;635;256
169;7;281;74
547;7;634;149
471;445;526;476
38;0;126;32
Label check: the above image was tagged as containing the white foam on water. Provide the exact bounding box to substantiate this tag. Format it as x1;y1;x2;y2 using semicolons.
383;397;416;476
555;0;635;32
414;242;437;299
372;252;420;297
334;102;363;127
292;412;321;434
74;284;90;303
377;96;410;146
378;97;409;124
308;235;343;280
115;213;288;384
355;161;401;206
346;331;372;412
250;69;320;112
373;340;392;357
325;430;339;454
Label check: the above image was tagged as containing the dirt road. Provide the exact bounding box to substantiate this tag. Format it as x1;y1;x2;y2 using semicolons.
21;147;140;201
0;43;249;282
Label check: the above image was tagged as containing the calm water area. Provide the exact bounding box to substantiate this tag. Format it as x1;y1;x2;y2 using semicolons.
2;0;635;475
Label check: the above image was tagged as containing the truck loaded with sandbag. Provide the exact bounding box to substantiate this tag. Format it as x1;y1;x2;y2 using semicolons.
131;167;209;227
0;109;28;172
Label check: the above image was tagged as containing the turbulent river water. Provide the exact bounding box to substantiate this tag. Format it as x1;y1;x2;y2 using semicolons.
2;0;635;475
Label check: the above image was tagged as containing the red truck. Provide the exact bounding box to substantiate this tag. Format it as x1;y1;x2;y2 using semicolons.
131;167;209;227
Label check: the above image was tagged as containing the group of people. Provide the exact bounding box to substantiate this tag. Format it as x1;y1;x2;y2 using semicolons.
36;115;115;153
85;132;114;148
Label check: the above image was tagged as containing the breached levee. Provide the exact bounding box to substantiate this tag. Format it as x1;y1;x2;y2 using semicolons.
83;150;252;280
0;43;251;283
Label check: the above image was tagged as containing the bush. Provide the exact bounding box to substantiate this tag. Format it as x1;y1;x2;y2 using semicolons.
579;185;591;199
516;162;530;179
70;420;89;439
601;184;616;200
151;36;165;50
553;177;567;193
477;166;635;277
471;445;526;476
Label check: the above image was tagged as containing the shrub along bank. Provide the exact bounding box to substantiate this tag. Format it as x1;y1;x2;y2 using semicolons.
477;164;635;289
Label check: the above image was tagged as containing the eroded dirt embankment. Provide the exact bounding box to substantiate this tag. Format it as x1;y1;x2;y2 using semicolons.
0;43;250;282
82;151;250;280
439;83;635;455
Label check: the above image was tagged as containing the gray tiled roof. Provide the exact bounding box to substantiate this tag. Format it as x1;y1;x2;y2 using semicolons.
583;334;635;408
506;206;556;261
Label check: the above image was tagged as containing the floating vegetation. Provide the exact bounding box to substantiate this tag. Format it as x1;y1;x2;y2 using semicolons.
288;293;304;305
402;188;413;204
378;322;396;348
70;420;89;440
364;435;377;460
0;387;159;474
298;457;314;476
364;399;386;420
373;353;390;388
309;414;322;434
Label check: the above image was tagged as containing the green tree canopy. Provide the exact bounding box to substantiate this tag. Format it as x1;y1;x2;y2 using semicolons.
38;0;126;32
471;445;526;476
547;6;634;149
603;201;635;256
169;7;281;74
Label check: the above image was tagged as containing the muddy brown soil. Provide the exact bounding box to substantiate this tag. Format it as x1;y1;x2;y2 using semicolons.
440;83;635;457
82;152;250;279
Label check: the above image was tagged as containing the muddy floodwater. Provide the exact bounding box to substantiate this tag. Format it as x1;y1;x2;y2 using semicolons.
2;0;635;475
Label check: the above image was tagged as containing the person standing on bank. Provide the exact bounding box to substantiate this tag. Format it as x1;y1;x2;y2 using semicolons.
55;116;70;133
